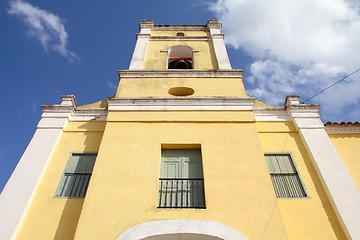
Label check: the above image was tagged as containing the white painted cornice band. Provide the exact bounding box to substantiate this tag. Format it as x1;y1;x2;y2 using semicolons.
153;25;208;31
325;125;360;134
118;69;243;78
42;95;107;122
41;108;107;122
108;97;255;111
150;36;211;41
254;108;291;121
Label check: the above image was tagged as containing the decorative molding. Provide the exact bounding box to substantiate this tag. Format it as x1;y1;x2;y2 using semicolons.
116;219;246;240
41;95;107;122
150;36;211;41
139;20;154;30
118;69;243;78
325;125;360;134
153;25;208;31
108;96;255;111
207;20;222;30
254;108;291;121
69;109;107;121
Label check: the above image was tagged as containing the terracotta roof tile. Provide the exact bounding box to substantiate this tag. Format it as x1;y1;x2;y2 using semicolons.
325;121;360;126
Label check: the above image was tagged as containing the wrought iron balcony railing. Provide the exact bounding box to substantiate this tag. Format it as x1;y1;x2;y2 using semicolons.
158;178;205;208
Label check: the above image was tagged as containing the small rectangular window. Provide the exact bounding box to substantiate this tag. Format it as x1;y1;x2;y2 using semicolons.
158;149;205;208
55;153;97;198
265;154;307;198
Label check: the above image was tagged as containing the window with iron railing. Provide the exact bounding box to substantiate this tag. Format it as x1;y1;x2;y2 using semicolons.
158;149;205;208
55;153;97;198
265;154;307;198
158;178;205;208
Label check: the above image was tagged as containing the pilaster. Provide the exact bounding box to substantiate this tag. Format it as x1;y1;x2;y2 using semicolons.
207;20;232;70
0;95;75;240
129;20;153;70
285;96;360;240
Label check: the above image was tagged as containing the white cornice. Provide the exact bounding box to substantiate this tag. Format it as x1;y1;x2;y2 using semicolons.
42;106;107;122
69;109;107;121
325;125;360;134
254;108;291;121
150;36;211;41
108;96;255;111
118;70;243;78
153;25;207;31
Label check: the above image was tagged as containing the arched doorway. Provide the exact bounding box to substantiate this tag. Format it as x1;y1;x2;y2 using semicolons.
116;220;246;240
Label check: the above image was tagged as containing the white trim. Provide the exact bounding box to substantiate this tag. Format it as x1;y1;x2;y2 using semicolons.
116;220;246;240
153;26;207;31
109;105;253;111
118;70;243;78
325;125;360;134
211;37;232;69
42;106;107;122
286;98;360;240
208;23;232;70
129;30;150;70
69;109;107;121
0;113;69;240
108;97;255;111
151;36;211;41
254;109;291;121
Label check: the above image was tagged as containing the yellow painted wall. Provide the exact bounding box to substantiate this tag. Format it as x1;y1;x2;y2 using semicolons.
116;77;247;97
73;118;288;240
328;134;360;189
256;122;347;240
16;122;105;240
142;41;218;70
16;24;351;240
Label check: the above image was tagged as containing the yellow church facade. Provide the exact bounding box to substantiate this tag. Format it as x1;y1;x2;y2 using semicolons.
0;20;359;240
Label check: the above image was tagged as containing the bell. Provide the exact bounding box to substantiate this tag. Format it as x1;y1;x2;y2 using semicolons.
169;60;192;69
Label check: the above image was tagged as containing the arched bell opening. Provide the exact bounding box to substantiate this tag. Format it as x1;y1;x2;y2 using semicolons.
168;46;193;69
168;59;192;69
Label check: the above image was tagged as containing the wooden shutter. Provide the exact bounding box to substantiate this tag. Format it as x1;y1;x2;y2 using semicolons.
265;154;306;198
55;153;96;198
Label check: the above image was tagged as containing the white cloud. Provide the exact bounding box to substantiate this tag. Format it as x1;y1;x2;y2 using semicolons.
209;0;360;121
8;0;79;62
107;81;118;91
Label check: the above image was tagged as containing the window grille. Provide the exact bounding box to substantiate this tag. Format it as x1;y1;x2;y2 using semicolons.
55;153;97;198
265;154;307;198
158;178;205;208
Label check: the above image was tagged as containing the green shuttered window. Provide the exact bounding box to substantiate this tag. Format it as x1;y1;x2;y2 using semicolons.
55;153;97;198
265;154;307;198
158;149;205;208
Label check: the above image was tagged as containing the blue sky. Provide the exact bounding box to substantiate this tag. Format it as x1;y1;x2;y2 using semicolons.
1;0;359;191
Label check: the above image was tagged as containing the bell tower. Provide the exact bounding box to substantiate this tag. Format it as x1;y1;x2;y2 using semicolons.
115;20;248;98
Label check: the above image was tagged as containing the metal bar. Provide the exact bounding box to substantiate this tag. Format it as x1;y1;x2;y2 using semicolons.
158;178;205;208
